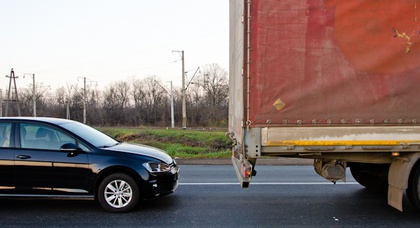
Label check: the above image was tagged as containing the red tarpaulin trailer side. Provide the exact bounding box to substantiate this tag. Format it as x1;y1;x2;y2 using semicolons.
246;0;420;127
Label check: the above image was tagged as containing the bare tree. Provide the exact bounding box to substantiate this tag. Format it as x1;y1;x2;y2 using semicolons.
18;83;54;117
186;80;203;126
196;63;229;126
131;77;147;125
86;84;102;125
18;88;33;116
13;63;229;127
102;80;131;125
71;86;84;122
51;86;67;118
142;76;168;126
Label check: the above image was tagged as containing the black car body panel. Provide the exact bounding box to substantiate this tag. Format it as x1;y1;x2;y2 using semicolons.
103;143;173;164
0;117;179;204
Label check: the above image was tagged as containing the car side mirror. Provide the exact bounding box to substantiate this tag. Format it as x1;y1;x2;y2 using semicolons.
60;143;83;157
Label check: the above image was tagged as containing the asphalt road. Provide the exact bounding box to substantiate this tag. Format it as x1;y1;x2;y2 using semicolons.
0;165;420;227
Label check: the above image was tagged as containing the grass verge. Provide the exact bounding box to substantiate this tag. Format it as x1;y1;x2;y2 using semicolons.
97;127;232;159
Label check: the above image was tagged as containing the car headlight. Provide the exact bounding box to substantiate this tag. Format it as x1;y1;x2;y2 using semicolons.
143;162;172;173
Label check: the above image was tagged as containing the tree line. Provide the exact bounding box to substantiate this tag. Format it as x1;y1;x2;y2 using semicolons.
4;64;229;127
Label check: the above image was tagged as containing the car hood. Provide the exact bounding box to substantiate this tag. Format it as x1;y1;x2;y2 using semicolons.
103;143;173;164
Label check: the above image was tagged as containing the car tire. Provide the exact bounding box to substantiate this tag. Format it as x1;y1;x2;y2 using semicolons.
98;173;140;213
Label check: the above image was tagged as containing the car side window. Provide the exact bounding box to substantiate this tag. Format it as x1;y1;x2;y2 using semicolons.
20;123;77;150
0;123;12;148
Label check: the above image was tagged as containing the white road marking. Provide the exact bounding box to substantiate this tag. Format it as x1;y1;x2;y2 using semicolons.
179;182;359;186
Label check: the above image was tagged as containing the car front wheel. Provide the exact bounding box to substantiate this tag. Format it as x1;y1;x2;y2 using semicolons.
98;173;140;213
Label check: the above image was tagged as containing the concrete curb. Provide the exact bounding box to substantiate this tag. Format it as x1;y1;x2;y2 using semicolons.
176;158;313;166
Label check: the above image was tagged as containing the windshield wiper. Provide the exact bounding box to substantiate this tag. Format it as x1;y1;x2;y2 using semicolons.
100;142;121;148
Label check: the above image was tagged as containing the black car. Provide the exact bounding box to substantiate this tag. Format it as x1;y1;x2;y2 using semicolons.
0;117;179;212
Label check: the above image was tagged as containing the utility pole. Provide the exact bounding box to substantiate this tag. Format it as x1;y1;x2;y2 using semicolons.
66;100;70;119
5;68;21;117
155;80;175;129
24;73;36;117
168;81;175;128
181;50;186;130
83;77;87;124
0;89;2;117
66;84;71;120
76;77;96;124
172;50;187;129
32;74;36;117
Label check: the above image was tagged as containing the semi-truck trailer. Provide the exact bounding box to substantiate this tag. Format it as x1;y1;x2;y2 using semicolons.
228;0;420;212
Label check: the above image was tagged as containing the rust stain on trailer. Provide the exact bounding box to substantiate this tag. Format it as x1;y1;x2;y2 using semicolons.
326;0;420;74
393;29;417;53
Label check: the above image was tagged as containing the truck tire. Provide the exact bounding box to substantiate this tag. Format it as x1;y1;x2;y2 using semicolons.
407;162;420;211
350;163;389;192
98;173;140;213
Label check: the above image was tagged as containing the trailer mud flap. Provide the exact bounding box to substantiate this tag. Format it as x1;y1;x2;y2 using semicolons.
232;156;253;188
388;153;420;211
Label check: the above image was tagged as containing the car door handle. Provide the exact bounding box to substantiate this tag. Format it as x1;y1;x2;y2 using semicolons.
16;155;32;159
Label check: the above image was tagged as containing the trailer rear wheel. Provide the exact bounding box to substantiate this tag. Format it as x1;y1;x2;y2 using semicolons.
350;163;389;192
407;162;420;210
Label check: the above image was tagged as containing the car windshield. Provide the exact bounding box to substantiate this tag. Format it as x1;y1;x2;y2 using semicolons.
59;121;118;148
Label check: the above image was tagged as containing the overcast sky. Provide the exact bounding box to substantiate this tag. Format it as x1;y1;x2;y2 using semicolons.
0;0;228;92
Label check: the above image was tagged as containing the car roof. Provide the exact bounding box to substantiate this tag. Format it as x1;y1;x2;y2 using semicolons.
0;117;78;125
